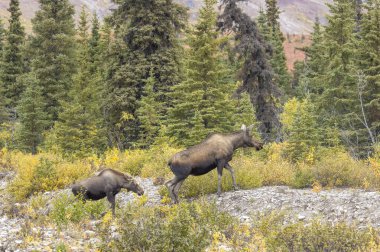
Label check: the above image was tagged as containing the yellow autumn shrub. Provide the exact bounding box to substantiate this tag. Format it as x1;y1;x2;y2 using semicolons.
140;143;181;178
3;142;380;203
7;152;94;201
311;150;371;188
369;144;380;187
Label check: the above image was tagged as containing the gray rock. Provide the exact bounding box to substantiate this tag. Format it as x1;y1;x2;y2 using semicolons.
298;214;306;221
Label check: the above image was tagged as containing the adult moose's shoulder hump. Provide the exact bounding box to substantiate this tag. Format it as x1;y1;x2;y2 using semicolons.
71;168;144;216
166;124;263;203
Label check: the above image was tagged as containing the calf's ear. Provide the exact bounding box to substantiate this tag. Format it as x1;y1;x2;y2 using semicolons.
241;124;247;131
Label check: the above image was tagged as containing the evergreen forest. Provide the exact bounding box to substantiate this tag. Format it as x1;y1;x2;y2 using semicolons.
1;0;380;250
0;0;378;160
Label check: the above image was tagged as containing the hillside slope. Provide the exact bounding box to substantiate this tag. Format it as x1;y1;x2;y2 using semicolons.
0;0;330;34
1;171;380;251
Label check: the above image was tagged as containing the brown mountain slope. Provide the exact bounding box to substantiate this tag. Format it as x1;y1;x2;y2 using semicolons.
0;0;321;69
0;0;330;34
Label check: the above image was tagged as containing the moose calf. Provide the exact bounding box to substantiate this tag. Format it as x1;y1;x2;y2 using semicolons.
71;168;144;216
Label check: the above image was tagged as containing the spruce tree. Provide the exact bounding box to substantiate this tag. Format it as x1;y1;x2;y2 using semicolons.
0;19;7;125
0;88;7;132
282;98;322;162
89;13;101;75
296;17;327;98
319;0;364;156
257;9;271;42
0;19;5;52
189;110;207;144
234;91;257;129
321;0;357;111
219;0;282;141
29;0;76;125
54;7;106;156
136;72;161;147
168;0;235;146
1;0;25;109
262;0;291;97
16;74;48;154
265;0;282;35
356;0;380;147
104;0;187;148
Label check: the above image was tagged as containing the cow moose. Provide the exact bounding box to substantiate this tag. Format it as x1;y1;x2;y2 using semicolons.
165;124;263;203
71;168;144;216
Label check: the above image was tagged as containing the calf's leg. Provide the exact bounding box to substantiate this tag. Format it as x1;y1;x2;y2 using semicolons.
106;192;116;217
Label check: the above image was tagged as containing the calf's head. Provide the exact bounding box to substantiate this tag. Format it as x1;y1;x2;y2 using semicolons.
122;175;144;196
241;124;263;151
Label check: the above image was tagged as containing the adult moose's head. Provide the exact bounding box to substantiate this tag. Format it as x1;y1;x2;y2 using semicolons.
241;124;264;150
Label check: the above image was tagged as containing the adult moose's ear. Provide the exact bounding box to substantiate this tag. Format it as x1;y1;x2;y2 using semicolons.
241;124;247;132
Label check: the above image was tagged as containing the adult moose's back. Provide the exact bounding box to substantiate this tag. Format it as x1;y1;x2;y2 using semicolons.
165;124;263;203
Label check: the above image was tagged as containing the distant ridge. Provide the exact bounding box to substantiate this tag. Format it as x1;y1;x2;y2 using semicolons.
0;0;330;34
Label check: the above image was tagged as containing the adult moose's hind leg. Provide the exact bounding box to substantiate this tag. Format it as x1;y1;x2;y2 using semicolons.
165;176;181;203
224;163;238;190
217;161;226;197
173;179;185;203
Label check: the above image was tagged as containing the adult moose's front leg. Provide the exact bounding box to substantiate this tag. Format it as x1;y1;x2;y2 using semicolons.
216;161;226;197
106;192;116;217
224;163;239;190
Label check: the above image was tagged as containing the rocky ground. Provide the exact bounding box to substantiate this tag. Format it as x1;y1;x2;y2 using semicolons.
210;186;380;228
1;172;380;251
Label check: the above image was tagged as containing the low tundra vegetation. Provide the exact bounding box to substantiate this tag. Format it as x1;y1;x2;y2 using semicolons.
1;142;380;202
11;192;380;251
1;145;379;251
209;211;380;251
49;193;108;228
96;201;380;252
98;200;234;251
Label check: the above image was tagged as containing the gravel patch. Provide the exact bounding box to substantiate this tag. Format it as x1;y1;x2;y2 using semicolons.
211;186;380;228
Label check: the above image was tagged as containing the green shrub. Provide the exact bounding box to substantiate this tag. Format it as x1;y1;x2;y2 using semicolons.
99;200;235;252
255;212;380;252
30;158;58;194
49;193;108;228
291;163;314;188
55;242;68;252
209;211;380;252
